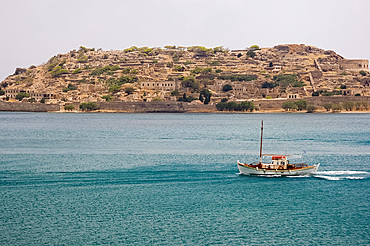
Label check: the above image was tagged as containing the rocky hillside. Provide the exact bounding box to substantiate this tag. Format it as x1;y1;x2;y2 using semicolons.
0;44;369;104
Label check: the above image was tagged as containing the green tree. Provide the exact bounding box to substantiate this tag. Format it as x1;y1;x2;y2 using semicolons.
361;101;368;110
46;56;59;71
77;55;88;63
247;50;256;58
240;101;255;111
273;74;303;87
191;67;202;74
152;97;163;101
72;68;82;74
359;70;367;76
0;82;8;88
125;87;135;95
250;45;260;50
171;90;179;96
332;104;342;112
63;83;77;92
187;46;213;57
50;66;69;77
178;93;196;102
199;93;204;102
209;61;220;66
294;100;307;111
181;77;199;90
282;101;298;111
173;66;185;72
222;84;233;92
216;101;255;111
354;101;362;110
200;89;212;104
342;101;354;111
117;75;138;84
64;104;75;111
109;85;121;93
216;102;226;111
122;68;131;74
124;46;138;53
306;105;317;113
218;74;257;82
102;95;113;101
213;46;226;53
221;98;228;103
15;92;30;101
79;102;98;111
79;46;88;53
0;90;5;95
323;103;332;111
261;82;277;88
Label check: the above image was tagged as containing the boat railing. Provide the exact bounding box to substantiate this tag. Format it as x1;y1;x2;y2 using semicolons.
293;163;308;168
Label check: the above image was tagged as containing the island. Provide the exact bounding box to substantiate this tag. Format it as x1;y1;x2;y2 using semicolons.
0;44;369;113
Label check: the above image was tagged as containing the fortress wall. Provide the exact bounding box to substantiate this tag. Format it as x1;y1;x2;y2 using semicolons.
306;96;370;106
183;103;216;112
98;101;187;112
339;59;369;71
253;96;370;110
1;98;368;112
98;102;216;113
0;100;60;112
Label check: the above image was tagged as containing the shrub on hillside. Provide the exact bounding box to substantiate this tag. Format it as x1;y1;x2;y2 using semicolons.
15;92;30;101
273;74;304;88
222;84;233;92
102;95;113;101
218;74;257;82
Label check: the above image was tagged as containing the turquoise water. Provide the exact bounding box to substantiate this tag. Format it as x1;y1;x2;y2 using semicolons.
0;112;369;245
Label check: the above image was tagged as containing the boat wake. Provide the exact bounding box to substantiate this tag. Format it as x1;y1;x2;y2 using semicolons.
314;171;369;181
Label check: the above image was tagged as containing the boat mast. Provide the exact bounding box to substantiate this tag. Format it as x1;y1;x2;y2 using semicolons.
259;120;263;164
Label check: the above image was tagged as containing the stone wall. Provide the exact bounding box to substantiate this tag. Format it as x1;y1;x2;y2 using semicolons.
97;101;216;113
339;59;369;71
0;100;60;112
253;96;370;110
98;101;186;112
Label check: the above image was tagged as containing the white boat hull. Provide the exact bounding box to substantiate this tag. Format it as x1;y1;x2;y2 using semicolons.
238;162;320;176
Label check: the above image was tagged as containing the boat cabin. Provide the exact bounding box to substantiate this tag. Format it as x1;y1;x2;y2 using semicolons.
261;155;288;169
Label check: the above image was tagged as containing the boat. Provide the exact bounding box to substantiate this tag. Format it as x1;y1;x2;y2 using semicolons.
237;121;320;176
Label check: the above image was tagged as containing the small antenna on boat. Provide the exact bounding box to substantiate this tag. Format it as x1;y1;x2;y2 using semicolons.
259;120;263;164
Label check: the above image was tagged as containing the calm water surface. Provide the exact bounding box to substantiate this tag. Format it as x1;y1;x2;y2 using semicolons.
0;112;369;245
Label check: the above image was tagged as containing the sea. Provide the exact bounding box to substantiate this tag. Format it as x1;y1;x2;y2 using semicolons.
0;112;369;245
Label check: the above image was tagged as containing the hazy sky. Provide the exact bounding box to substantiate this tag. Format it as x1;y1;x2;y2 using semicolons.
0;0;369;81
